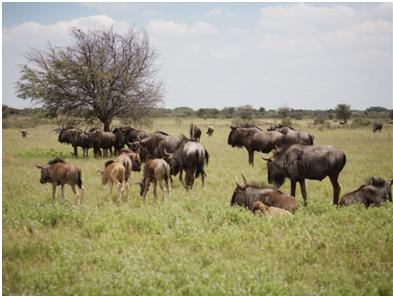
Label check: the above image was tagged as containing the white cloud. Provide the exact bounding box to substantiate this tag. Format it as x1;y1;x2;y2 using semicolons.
207;8;222;16
147;20;218;37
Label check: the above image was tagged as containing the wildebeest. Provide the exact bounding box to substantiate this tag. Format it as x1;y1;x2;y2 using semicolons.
164;136;209;190
35;158;84;205
73;131;92;157
58;127;83;157
339;120;347;125
227;126;284;166
88;129;115;158
206;125;215;136
274;127;314;146
339;177;392;207
251;201;293;217
131;131;183;161
113;126;148;156
20;129;28;137
190;123;202;142
231;176;299;213
267;123;294;131
373;122;383;133
262;144;346;205
139;159;171;200
100;160;127;203
116;149;141;182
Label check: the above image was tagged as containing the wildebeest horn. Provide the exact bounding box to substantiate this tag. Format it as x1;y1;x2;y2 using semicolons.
230;125;236;130
35;164;43;169
261;154;271;162
241;174;247;185
164;148;172;157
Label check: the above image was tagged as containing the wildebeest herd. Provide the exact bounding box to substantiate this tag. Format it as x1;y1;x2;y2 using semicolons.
35;121;392;217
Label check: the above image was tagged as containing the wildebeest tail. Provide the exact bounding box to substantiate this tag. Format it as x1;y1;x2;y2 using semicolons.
77;169;83;188
195;149;207;179
310;134;314;145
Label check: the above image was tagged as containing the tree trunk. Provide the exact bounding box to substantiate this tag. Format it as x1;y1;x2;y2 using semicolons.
103;120;111;132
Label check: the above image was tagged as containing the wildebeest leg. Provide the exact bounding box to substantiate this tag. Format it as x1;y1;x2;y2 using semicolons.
329;175;341;205
115;181;123;204
247;149;254;166
52;184;57;201
73;145;78;158
108;183;113;203
290;180;297;197
179;170;185;188
61;184;65;200
158;179;165;199
124;183;129;203
143;180;150;199
201;170;205;188
153;181;157;199
299;180;307;206
70;184;79;205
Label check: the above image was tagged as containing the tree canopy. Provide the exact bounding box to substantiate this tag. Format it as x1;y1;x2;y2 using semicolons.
335;104;351;122
16;27;163;130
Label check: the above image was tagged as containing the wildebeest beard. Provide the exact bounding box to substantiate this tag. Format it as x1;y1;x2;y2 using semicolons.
267;162;286;188
40;168;51;184
228;130;245;148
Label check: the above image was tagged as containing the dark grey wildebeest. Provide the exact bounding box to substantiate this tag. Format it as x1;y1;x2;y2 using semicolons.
274;127;314;146
339;177;392;207
262;144;346;206
206;125;215;136
373;122;383;133
190;123;202;142
35;158;84;205
227;126;284;166
88;129;115;158
58;127;83;157
164;136;209;190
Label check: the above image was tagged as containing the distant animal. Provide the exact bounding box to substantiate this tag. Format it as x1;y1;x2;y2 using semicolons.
227;125;284;166
339;177;392;207
267;123;294;131
100;160;127;203
206;125;215;136
164;136;209;190
73;131;92;157
262;144;346;205
35;158;84;205
339;120;347;125
20;129;28;137
58;127;83;157
251;201;293;217
373;122;383;133
190;123;202;142
274;127;314;146
139;158;171;200
231;175;299;213
88;129;115;158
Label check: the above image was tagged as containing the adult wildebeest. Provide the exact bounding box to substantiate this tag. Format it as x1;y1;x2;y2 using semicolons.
58;127;83;157
339;178;392;207
100;160;127;203
74;131;92;157
20;129;28;137
88;129;115;158
113;127;148;155
251;201;293;217
35;158;84;205
139;159;171;200
267;123;294;131
206;125;215;136
231;175;299;213
164;136;209;190
190;123;202;142
373;122;383;133
275;127;314;146
227;126;284;166
262;144;346;206
131;131;183;162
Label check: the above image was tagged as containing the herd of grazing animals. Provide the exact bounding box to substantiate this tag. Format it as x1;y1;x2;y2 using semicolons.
35;121;391;216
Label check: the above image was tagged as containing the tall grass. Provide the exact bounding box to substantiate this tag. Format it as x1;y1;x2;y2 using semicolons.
3;118;393;295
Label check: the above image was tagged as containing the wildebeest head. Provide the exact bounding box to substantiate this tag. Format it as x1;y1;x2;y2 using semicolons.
227;126;245;147
369;177;393;202
130;152;141;172
261;152;286;188
35;164;51;184
163;149;181;176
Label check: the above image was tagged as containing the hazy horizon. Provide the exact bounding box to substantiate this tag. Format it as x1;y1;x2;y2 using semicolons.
3;2;392;110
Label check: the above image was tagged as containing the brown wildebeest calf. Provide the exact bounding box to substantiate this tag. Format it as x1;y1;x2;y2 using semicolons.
139;159;171;200
35;158;84;205
116;149;141;181
100;160;127;203
251;201;293;217
206;125;215;136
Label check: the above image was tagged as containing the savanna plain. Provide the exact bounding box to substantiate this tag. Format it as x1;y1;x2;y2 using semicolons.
3;118;393;295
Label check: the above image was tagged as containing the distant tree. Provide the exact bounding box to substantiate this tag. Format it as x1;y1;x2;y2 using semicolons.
278;107;290;119
237;105;255;120
335;104;351;123
174;107;194;117
222;107;236;118
16;27;162;131
389;110;393;120
366;106;388;113
258;107;265;113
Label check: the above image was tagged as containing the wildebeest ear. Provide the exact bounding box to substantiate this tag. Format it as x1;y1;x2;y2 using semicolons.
35;164;43;169
230;125;236;131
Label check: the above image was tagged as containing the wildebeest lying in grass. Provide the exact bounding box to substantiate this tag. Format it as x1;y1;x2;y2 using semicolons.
190;123;202;142
35;158;84;205
262;144;346;206
164;136;209;190
228;126;283;166
139;159;171;200
231;175;299;213
206;125;215;136
251;201;293;217
339;177;392;207
100;160;127;203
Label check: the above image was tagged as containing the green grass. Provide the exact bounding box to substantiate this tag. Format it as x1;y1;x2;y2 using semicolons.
3;118;393;295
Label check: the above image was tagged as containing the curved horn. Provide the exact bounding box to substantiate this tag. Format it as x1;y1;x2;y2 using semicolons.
261;153;271;162
35;164;43;169
241;174;247;185
164;148;172;157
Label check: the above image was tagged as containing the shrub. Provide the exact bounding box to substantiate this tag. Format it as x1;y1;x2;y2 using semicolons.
281;117;292;126
351;117;372;128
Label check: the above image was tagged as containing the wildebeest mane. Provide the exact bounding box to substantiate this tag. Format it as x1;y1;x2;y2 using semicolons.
366;177;386;187
104;160;115;167
48;158;66;165
156;130;169;136
244;180;277;190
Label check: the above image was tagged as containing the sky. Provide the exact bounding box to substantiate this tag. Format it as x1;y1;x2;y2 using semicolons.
2;2;392;110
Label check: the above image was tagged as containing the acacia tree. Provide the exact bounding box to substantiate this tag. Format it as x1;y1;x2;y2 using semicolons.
16;27;162;131
335;104;351;123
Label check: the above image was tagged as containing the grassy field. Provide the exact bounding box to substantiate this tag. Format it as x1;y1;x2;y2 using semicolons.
3;118;393;295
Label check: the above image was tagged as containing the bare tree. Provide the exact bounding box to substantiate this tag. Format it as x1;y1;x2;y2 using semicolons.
16;27;163;131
